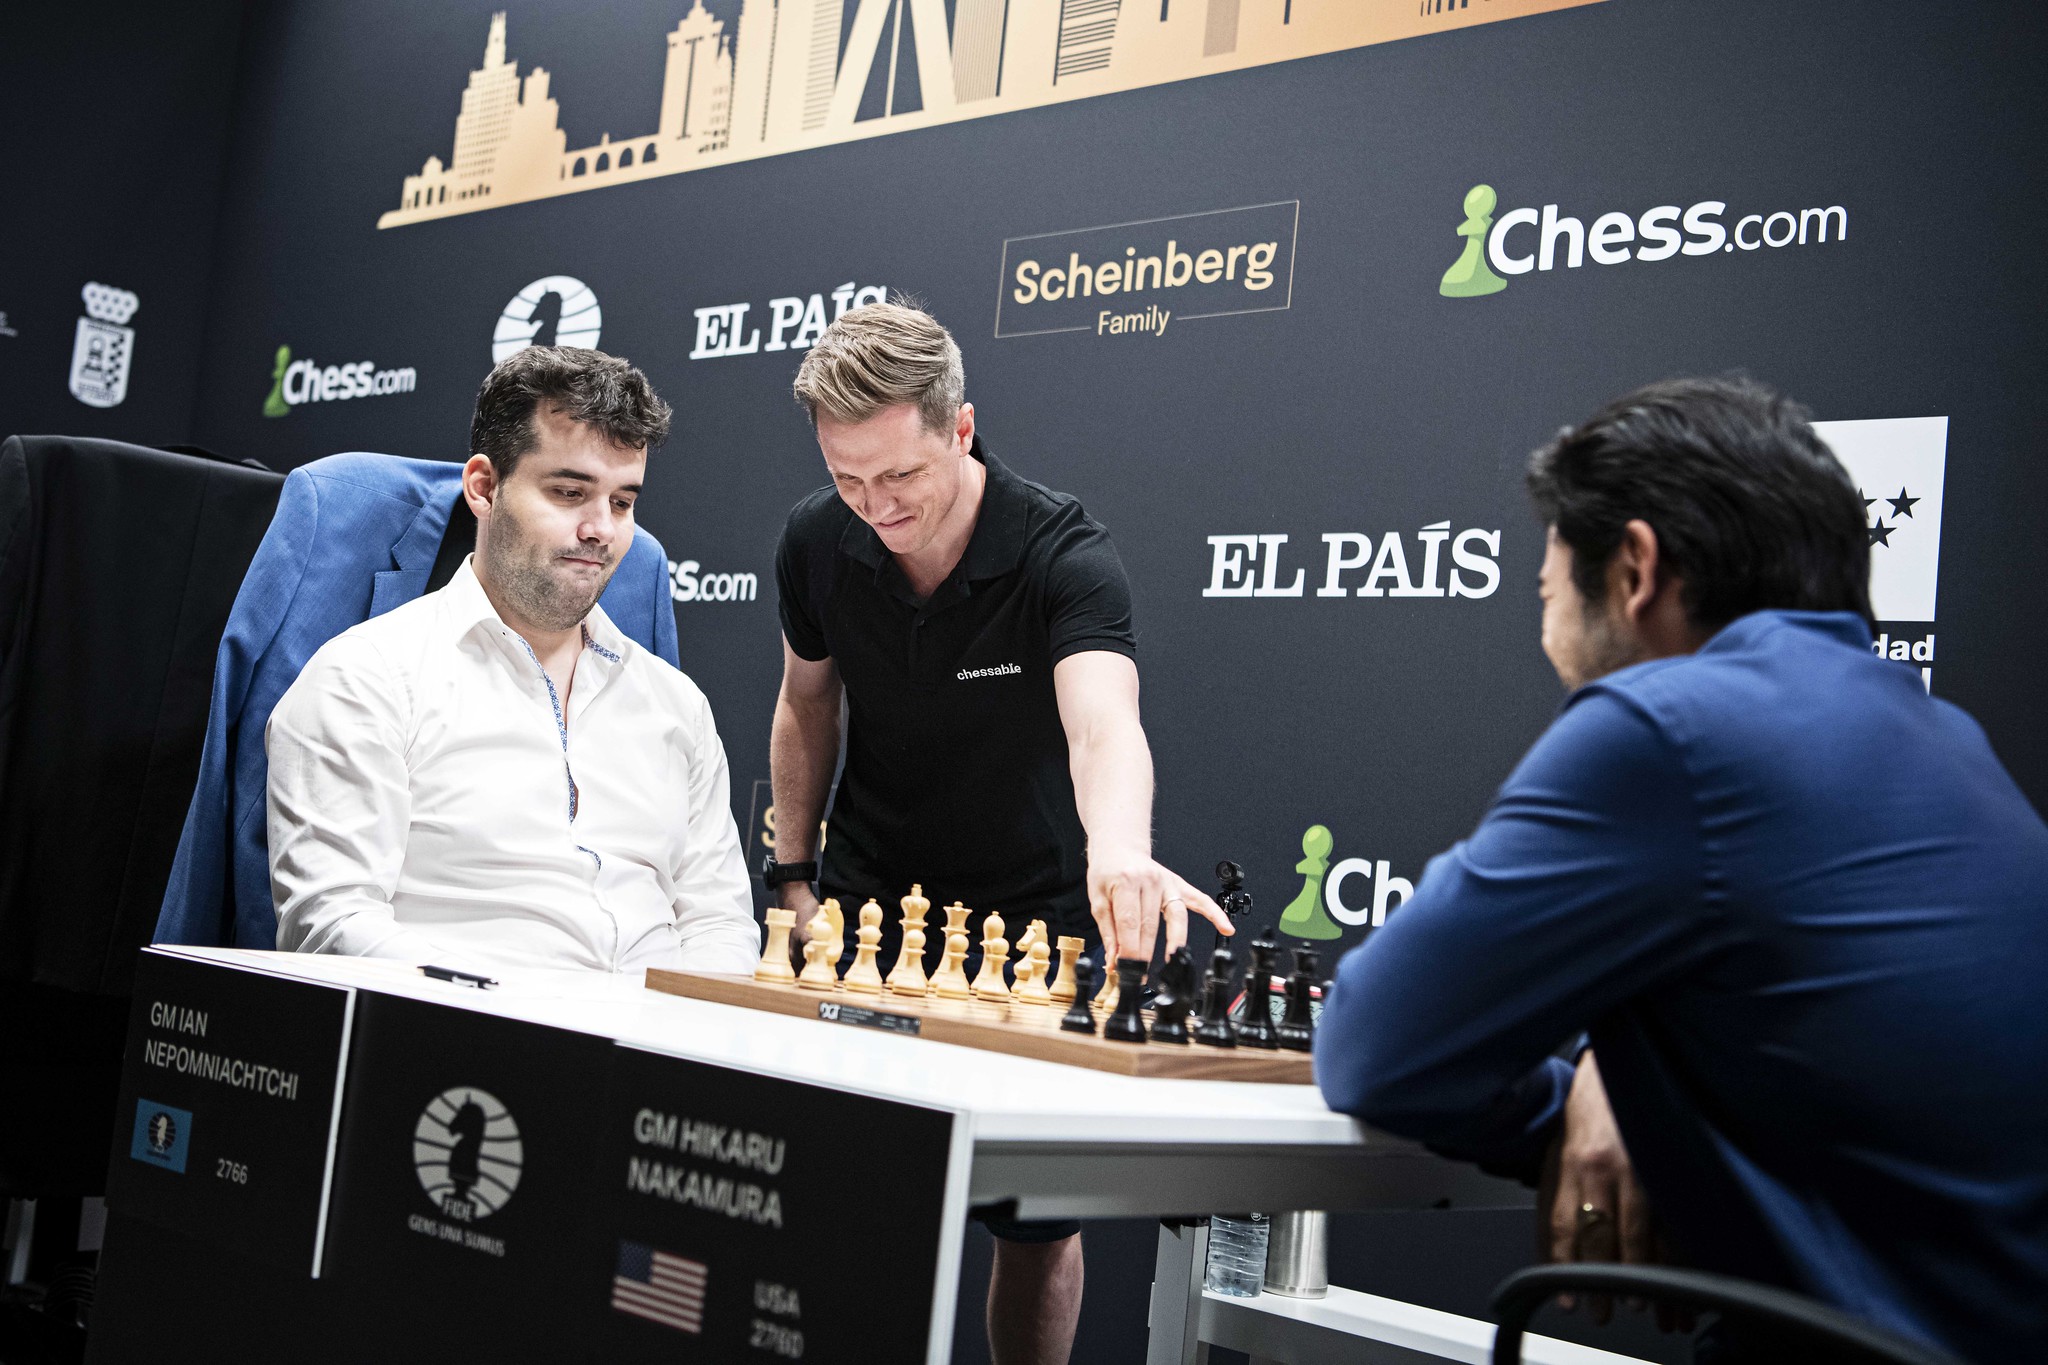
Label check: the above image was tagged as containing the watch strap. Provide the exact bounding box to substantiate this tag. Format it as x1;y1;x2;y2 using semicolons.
761;856;819;887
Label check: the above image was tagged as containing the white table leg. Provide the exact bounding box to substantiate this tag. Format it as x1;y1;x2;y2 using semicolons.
1146;1219;1211;1365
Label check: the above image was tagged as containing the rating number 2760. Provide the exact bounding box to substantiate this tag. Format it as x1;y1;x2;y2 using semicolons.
749;1319;803;1358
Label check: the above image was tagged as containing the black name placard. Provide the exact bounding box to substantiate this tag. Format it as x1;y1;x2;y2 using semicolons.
106;950;354;1274
598;1044;967;1364
318;991;617;1357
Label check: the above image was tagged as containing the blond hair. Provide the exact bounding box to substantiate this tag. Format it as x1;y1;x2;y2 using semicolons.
792;301;964;435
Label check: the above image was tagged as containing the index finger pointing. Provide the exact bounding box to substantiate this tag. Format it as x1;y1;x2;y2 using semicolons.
1181;886;1232;935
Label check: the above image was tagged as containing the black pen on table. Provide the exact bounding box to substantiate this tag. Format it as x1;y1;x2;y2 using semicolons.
420;964;498;989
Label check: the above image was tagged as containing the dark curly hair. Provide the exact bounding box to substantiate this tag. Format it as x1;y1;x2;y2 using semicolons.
1527;376;1872;630
469;346;672;479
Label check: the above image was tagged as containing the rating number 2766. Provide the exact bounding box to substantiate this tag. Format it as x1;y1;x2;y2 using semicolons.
214;1158;249;1185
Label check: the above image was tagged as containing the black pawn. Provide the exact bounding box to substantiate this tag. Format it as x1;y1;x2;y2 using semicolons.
1215;860;1255;922
1276;946;1320;1052
1151;947;1196;1045
1103;957;1149;1043
1060;955;1099;1035
1236;932;1280;1050
1194;948;1238;1048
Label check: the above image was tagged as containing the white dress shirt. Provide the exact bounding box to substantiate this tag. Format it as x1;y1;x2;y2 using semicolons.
267;558;760;975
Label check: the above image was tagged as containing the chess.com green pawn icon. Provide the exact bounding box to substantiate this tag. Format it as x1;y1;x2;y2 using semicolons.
262;344;292;418
1439;184;1509;299
1277;824;1344;940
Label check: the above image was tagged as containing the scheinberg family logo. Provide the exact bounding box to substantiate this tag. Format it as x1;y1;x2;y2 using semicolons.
1439;183;1848;297
997;201;1298;341
264;344;418;417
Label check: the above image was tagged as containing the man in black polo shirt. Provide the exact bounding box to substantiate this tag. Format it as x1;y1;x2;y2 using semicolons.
769;303;1228;1365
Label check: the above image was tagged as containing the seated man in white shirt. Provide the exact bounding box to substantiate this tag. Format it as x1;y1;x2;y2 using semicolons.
267;346;760;975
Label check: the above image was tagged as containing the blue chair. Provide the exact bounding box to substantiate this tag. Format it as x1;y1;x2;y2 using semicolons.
152;452;680;952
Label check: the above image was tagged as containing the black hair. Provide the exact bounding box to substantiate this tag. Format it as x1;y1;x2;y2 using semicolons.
1526;377;1872;629
469;346;672;478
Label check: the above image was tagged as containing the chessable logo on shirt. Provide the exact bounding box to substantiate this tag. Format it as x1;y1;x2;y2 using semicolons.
1438;183;1849;298
997;201;1298;341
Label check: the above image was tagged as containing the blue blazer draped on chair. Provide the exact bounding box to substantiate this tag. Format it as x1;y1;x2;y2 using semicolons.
152;452;681;951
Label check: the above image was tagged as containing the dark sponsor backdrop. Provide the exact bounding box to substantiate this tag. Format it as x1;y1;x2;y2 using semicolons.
17;1;2046;1357
173;0;2048;950
0;0;248;441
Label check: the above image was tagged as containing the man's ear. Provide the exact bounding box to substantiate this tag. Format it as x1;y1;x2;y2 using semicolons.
462;455;496;521
954;401;975;455
1611;519;1664;625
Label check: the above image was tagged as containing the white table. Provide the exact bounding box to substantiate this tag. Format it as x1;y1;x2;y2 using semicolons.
112;948;1536;1363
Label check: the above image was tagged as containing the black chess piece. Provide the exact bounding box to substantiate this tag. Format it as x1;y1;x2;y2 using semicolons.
1103;957;1150;1043
1215;860;1255;921
1060;955;1099;1035
1276;946;1320;1052
1194;948;1238;1048
1235;931;1280;1050
1150;947;1196;1044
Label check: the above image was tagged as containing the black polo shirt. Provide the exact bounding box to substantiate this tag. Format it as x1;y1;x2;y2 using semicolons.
775;436;1135;934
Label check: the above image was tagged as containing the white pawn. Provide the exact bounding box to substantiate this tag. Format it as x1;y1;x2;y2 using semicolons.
796;907;839;991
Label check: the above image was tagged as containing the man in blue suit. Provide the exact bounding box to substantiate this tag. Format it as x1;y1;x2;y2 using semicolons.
1314;379;2048;1361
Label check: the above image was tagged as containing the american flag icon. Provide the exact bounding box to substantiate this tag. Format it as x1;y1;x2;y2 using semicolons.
611;1239;707;1334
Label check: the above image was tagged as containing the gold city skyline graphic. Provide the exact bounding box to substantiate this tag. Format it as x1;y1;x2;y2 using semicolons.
379;0;1601;228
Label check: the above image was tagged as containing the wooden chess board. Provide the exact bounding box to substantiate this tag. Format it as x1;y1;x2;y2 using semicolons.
644;970;1316;1083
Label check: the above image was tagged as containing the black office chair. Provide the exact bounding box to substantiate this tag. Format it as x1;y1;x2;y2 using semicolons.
1490;1264;1968;1365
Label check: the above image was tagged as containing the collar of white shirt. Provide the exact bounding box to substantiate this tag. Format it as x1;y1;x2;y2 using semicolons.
440;553;631;675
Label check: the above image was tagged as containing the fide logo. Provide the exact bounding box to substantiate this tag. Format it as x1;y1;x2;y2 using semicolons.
69;282;141;407
493;276;602;362
414;1087;523;1221
128;1099;192;1173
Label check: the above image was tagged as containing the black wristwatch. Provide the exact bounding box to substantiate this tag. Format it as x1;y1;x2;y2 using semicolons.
760;856;818;890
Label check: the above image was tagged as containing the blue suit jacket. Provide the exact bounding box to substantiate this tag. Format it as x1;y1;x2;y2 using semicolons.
152;453;681;951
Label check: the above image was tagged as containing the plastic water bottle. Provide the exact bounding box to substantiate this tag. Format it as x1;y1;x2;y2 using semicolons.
1203;1213;1270;1297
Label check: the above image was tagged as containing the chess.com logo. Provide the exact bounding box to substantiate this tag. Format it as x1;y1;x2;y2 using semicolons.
1813;417;1948;692
263;344;418;417
494;275;602;362
1439;184;1849;298
70;282;140;407
666;557;759;603
414;1086;523;1221
1276;825;1413;942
